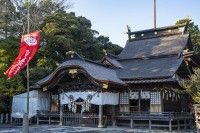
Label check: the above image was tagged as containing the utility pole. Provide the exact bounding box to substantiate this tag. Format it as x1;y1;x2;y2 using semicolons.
23;0;30;132
154;0;157;29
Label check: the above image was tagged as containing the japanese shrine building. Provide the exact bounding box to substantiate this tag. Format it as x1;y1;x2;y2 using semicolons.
11;24;200;130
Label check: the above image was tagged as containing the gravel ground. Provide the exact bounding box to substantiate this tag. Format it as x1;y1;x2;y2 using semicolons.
0;125;196;133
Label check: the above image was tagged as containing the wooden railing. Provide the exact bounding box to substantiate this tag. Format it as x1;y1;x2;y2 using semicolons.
0;113;10;124
36;111;107;127
36;111;60;125
116;112;193;131
62;112;101;126
117;112;192;120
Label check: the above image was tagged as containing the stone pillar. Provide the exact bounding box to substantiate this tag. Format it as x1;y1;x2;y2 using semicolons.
98;105;103;128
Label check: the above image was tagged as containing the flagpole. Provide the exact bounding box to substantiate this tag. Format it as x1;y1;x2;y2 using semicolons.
154;0;157;29
23;0;30;132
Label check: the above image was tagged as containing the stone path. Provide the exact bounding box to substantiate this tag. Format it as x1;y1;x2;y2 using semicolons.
0;125;196;133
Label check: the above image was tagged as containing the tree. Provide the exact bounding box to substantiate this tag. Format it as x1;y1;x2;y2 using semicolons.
96;35;123;55
0;0;72;37
0;38;26;97
177;19;200;104
0;0;17;39
183;68;200;104
28;12;123;83
0;2;123;112
176;18;200;53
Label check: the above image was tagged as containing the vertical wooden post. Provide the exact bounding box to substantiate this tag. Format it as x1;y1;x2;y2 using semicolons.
48;112;51;125
37;115;39;125
130;119;133;128
49;92;52;112
184;119;187;130
5;114;8;124
98;105;103;128
149;120;151;130
169;119;172;131
138;91;141;112
10;115;12;124
177;120;180;131
0;113;3;124
60;104;63;125
112;105;116;127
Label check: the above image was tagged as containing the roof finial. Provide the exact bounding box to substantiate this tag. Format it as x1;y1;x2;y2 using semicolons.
127;25;131;33
66;51;75;58
103;49;107;56
127;25;131;40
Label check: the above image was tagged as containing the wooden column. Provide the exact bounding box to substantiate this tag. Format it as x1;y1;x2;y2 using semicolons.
112;105;116;127
184;119;187;130
130;119;133;128
169;119;172;131
49;92;52;112
48;114;51;125
10;115;12;124
59;104;63;125
36;110;39;125
149;120;152;130
138;91;141;112
98;105;103;128
177;120;180;131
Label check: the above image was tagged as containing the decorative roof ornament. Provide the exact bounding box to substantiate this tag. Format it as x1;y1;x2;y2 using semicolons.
127;25;132;40
103;49;107;56
66;51;75;58
127;25;131;33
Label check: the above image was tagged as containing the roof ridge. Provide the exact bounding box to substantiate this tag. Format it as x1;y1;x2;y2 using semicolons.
128;25;187;42
117;53;181;61
129;24;187;35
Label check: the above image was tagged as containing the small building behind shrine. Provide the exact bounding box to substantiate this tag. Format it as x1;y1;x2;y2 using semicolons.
11;24;200;130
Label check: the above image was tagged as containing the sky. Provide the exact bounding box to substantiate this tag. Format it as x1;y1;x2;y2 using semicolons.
68;0;200;47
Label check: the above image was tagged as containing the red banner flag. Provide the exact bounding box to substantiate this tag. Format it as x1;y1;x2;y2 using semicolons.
4;31;40;79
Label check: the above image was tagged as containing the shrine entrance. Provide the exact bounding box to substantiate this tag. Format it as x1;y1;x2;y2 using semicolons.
75;98;84;114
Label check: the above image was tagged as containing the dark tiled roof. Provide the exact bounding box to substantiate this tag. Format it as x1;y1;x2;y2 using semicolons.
36;59;124;86
118;34;189;59
116;56;183;79
102;56;123;68
35;25;191;86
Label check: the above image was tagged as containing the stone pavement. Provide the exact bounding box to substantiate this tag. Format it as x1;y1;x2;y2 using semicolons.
0;125;196;133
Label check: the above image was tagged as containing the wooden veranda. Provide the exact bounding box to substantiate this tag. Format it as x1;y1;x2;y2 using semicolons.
33;110;193;131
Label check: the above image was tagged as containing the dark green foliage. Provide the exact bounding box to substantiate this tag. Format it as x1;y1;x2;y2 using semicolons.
0;38;26;97
176;18;200;53
0;7;123;99
183;68;200;104
96;35;122;55
176;18;200;104
0;1;123;112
